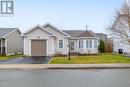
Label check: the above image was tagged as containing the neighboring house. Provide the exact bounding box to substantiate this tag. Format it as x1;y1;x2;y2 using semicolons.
95;33;108;52
113;39;130;54
0;28;23;55
95;33;107;43
22;23;99;56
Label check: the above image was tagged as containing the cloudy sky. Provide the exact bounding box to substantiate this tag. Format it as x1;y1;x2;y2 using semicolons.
0;0;123;33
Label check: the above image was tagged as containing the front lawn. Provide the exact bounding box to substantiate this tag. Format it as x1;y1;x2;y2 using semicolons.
0;54;24;60
50;54;130;64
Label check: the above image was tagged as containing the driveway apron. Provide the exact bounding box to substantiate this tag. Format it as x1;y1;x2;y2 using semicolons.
0;56;52;64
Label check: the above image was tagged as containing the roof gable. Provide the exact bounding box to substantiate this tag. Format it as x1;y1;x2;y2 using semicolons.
0;28;18;38
22;24;54;36
43;23;71;37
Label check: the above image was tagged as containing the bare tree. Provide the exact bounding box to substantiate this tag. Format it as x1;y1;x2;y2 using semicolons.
108;0;130;45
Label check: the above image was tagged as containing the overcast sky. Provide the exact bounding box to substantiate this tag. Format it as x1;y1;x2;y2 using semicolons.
0;0;123;33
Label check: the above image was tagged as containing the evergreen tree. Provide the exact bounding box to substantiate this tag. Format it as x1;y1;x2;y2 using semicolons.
98;40;105;53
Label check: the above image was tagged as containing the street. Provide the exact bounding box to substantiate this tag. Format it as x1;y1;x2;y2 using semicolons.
0;69;130;87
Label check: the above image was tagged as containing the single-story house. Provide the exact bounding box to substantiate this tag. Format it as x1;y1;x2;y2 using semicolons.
22;23;99;56
0;28;23;55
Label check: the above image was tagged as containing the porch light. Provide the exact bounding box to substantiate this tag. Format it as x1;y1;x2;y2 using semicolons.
68;38;71;60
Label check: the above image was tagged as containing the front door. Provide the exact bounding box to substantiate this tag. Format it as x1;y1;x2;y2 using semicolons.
70;41;75;51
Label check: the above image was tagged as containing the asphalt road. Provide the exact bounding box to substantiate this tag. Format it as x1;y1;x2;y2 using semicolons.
0;69;130;87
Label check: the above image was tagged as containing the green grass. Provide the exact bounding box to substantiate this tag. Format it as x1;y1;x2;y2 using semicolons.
0;54;25;60
50;54;130;64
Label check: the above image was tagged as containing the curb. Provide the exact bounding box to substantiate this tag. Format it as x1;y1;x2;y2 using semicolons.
0;64;130;70
47;67;130;69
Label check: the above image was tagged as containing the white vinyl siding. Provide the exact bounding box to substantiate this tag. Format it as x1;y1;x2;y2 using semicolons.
5;30;23;55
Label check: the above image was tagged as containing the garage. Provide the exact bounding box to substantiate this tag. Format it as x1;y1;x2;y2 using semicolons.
31;40;46;56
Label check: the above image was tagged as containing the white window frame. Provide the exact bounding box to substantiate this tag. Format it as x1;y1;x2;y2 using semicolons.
94;40;97;48
79;40;83;48
90;40;92;48
86;40;92;48
86;40;89;48
59;40;63;48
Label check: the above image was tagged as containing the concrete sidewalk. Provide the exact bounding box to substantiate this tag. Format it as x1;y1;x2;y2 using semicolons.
0;64;130;69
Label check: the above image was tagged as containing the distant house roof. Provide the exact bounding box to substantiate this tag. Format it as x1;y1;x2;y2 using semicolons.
62;30;95;38
95;33;107;37
0;28;17;38
95;33;107;40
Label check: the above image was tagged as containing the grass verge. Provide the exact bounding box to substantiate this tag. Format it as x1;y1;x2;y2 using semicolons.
0;54;25;60
50;53;130;64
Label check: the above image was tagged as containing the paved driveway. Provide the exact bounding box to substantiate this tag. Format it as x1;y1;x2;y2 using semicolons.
0;56;52;64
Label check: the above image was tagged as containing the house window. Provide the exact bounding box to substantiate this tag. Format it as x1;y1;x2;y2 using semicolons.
90;40;92;48
59;40;63;48
86;40;92;48
79;40;83;48
94;40;97;48
86;40;89;48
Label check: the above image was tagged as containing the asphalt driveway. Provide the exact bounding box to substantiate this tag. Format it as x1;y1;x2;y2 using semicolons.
0;56;52;64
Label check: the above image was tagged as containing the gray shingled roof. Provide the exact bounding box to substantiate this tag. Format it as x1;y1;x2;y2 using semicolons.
62;30;95;38
95;33;107;37
78;31;95;37
0;28;16;38
62;30;85;38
